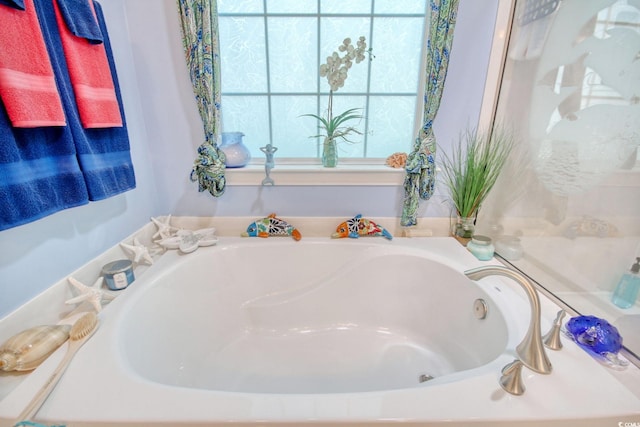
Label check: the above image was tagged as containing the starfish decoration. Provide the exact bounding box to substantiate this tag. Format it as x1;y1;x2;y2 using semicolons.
158;228;218;254
65;276;116;313
151;215;179;240
120;238;154;265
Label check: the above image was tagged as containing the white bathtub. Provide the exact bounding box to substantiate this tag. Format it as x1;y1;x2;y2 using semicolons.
2;237;640;426
120;239;508;395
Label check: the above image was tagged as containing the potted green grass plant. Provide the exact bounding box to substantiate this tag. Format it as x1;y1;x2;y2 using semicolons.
440;126;514;240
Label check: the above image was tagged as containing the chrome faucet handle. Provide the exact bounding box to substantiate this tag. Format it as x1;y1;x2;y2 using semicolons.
500;359;526;395
543;309;566;350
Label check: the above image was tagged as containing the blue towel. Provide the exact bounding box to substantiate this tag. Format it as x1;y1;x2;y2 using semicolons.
14;421;66;427
0;99;89;231
0;0;90;231
0;0;24;9
55;0;102;44
35;0;136;201
0;0;135;231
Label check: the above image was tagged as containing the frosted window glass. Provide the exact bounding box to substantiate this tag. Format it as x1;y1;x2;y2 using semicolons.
370;18;423;93
268;18;318;93
336;138;366;158
219;18;267;93
267;0;317;14
217;2;427;158
375;0;426;14
218;0;263;14
272;96;320;157
220;96;270;158
367;96;415;157
321;0;371;14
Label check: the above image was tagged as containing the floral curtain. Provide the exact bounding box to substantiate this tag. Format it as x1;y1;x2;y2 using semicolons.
401;0;460;226
177;0;226;197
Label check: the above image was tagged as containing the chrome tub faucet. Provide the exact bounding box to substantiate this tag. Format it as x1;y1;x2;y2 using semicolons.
465;265;553;395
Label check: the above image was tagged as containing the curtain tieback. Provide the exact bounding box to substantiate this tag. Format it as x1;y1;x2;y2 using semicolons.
190;142;226;197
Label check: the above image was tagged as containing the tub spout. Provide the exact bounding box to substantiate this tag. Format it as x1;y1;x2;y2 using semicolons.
464;266;552;376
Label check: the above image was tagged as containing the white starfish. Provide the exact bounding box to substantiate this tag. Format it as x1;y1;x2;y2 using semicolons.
158;228;218;253
120;238;154;265
65;276;115;313
151;216;178;240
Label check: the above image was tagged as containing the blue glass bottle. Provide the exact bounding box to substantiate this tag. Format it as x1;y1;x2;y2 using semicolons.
611;257;640;309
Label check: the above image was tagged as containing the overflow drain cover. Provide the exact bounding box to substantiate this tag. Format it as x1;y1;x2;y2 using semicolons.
474;298;488;319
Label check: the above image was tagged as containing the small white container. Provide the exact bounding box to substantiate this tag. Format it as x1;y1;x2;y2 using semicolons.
495;236;524;261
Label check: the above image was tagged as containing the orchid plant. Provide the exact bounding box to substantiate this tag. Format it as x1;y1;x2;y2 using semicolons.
303;36;373;166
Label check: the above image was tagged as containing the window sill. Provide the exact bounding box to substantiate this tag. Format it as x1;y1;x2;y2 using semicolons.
225;162;406;186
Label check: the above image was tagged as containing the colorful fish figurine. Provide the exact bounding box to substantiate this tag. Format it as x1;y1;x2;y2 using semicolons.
331;214;393;240
241;213;302;241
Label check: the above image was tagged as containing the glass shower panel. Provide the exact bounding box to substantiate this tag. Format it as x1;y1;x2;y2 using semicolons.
481;0;640;362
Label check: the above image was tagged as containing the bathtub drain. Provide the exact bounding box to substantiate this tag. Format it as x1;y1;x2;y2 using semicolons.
418;374;435;383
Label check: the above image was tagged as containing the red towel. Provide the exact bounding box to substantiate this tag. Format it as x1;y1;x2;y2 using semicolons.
0;0;66;127
53;0;122;128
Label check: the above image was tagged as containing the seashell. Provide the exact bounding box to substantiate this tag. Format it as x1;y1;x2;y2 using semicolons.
385;152;407;168
0;324;71;371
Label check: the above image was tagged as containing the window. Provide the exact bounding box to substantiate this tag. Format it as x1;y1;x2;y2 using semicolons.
217;0;427;162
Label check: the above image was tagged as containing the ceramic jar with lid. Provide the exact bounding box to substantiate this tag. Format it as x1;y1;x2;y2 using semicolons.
466;235;495;261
